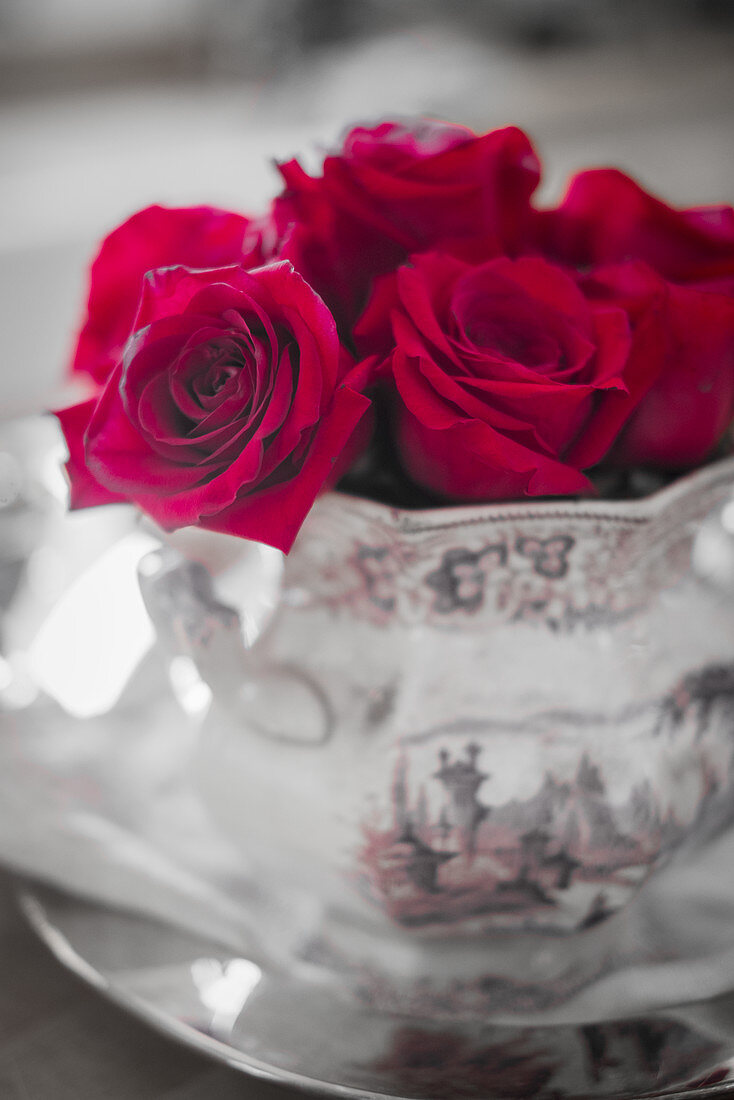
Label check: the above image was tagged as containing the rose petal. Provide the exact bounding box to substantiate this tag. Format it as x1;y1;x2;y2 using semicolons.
196;384;371;552
130;434;266;527
71;205;259;384
614;284;734;466
54;399;129;509
464;256;593;333
538;169;734;282
86;367;221;494
567;264;667;468
396;409;594;501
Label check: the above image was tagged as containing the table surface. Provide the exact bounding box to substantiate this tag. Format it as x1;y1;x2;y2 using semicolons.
0;873;298;1100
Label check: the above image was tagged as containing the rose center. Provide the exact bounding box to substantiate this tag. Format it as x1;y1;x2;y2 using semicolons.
209;363;238;393
189;340;248;405
462;314;561;372
466;319;528;359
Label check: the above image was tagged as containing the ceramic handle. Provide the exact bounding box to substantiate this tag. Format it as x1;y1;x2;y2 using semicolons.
137;544;332;745
137;545;247;695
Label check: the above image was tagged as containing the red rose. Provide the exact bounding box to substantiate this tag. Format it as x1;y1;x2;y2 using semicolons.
537;171;734;468
71;205;262;385
56;262;371;552
272;120;540;327
583;264;734;468
535;168;734;284
355;253;665;500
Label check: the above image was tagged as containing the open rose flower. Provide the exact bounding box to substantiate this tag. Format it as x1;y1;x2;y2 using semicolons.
56;262;371;552
355;252;666;500
536;170;734;468
72;204;262;385
271;120;540;328
53;120;734;537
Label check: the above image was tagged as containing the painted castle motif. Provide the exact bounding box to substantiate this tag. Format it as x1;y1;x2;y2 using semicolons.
359;664;734;932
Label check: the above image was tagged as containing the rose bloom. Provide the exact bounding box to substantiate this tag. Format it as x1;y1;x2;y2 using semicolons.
71;205;262;385
355;252;665;500
270;119;540;328
536;170;734;468
56;262;370;553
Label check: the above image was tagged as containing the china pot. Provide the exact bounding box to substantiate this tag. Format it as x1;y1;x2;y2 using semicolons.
139;456;734;1019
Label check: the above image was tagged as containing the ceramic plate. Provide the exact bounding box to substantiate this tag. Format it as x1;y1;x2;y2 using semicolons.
16;880;734;1100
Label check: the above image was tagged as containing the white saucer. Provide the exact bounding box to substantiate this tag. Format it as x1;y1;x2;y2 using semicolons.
17;879;734;1100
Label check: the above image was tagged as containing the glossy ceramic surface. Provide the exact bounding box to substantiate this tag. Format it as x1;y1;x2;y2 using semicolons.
7;418;734;1098
138;458;734;1017
18;880;734;1100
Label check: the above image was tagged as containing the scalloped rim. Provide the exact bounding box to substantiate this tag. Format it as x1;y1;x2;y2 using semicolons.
324;455;734;534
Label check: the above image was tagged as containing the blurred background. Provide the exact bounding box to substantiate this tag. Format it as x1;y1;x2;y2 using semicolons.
0;0;733;418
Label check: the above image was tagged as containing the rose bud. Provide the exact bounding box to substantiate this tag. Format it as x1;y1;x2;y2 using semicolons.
355;252;666;501
56;262;371;553
71;205;262;385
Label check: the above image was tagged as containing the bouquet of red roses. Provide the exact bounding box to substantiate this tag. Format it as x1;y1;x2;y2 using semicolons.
55;120;734;552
